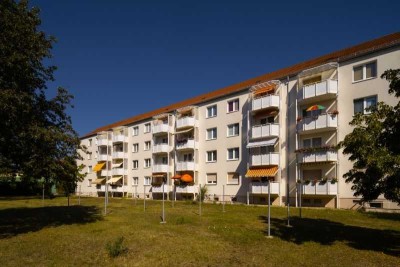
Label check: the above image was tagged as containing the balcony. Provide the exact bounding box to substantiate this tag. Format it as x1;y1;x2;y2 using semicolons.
298;79;338;103
252;95;280;112
98;154;108;161
251;124;279;139
300;182;338;195
176;139;196;150
112;168;127;176
112;135;125;143
176;161;196;171
250;152;279;167
153;123;170;135
297;114;338;134
175;185;198;194
152;144;170;153
152;164;169;173
112;152;127;159
250;182;280;194
98;138;109;146
298;151;338;163
176;116;195;129
151;184;169;193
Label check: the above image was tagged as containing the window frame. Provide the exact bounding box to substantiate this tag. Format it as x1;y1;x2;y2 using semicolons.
144;176;151;186
206;150;217;163
144;158;151;168
144;141;151;151
227;98;239;113
132;160;139;170
132;177;139;186
206;173;217;185
353;95;378;115
227;123;240;137
87;179;92;187
206;105;217;118
133;143;139;153
227;172;240;185
206;127;217;140
227;147;240;161
132;126;139;136
352;61;377;83
144;123;151;133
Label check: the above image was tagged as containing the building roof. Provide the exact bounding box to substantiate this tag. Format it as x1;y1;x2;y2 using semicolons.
82;32;400;139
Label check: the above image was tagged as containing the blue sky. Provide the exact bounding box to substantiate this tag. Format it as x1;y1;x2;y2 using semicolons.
31;0;400;136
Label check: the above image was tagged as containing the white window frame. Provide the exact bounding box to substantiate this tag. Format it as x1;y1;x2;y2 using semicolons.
87;179;92;187
132;177;139;186
88;165;92;174
132;160;139;170
144;141;151;151
206;127;217;140
227;99;239;113
133;143;139;153
227;123;239;137
87;153;92;160
227;147;239;161
144;123;151;133
88;138;92;147
227;172;240;185
353;95;377;115
206;173;217;185
206;150;217;163
144;158;151;168
133;126;139;136
144;176;151;186
303;137;322;148
206;105;217;118
352;61;377;83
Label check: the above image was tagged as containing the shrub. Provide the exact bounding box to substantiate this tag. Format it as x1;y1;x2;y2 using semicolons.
105;236;127;258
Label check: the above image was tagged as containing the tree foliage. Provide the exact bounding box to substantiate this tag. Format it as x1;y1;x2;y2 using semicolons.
340;69;400;204
0;0;84;194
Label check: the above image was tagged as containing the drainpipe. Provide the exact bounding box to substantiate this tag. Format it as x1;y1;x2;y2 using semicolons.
286;75;291;226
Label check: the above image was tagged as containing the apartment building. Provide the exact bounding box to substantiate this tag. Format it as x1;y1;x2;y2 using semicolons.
78;32;400;209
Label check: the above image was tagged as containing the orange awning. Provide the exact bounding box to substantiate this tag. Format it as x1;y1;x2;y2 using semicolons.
152;173;166;178
93;162;106;172
246;166;278;178
171;174;182;179
253;84;275;96
181;174;193;183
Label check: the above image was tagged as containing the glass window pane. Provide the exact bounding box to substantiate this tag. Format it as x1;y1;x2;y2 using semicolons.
303;139;311;148
353;66;363;81
366;96;377;109
366;62;377;78
312;138;322;147
354;99;364;114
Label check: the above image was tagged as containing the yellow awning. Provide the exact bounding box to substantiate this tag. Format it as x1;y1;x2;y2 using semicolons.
246;166;278;178
92;178;106;185
253;84;275;96
93;162;106;172
106;176;122;184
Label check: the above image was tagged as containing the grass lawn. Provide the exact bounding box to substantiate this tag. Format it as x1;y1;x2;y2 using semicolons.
0;197;399;266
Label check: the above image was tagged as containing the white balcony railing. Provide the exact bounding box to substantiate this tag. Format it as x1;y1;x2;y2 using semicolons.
112;168;127;176
100;170;110;177
98;154;108;161
153;124;170;134
112;152;127;159
98;138;109;146
252;95;280;112
298;114;338;132
250;152;279;166
176;139;196;150
151;184;169;193
176;116;195;129
176;161;196;171
152;164;169;173
251;124;280;139
152;144;170;153
175;185;198;194
299;79;338;101
300;182;338;195
250;182;280;194
298;151;338;163
112;135;125;143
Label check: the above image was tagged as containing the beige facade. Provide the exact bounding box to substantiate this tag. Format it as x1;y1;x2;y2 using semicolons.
78;35;400;209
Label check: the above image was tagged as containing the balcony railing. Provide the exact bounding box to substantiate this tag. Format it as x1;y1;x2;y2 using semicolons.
98;138;109;146
152;164;169;173
112;152;127;159
297;114;338;133
298;79;338;101
250;182;280;194
98;154;108;161
298;151;338;163
176;161;196;171
176;116;195;129
250;152;279;166
300;182;338;195
151;184;169;193
252;95;280;112
100;170;109;177
176;139;196;150
175;185;198;194
112;135;126;143
251;124;280;139
112;168;127;176
153;124;170;135
152;144;170;153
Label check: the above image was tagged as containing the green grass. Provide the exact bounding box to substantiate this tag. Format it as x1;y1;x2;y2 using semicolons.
0;197;399;266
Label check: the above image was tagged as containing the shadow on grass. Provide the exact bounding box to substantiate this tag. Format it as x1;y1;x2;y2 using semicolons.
259;216;400;257
0;205;102;239
362;211;400;221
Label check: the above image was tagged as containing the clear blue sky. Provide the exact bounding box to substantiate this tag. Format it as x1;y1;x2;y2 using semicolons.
31;0;399;136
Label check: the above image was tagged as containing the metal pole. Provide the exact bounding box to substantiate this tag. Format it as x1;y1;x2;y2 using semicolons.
42;183;44;206
135;185;137;206
267;179;272;238
222;185;225;213
199;184;202;216
78;185;81;205
104;183;107;215
143;185;146;212
287;183;291;227
161;181;166;223
299;179;302;218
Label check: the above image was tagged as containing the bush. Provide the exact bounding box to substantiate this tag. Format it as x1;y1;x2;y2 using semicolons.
196;185;208;202
105;236;127;258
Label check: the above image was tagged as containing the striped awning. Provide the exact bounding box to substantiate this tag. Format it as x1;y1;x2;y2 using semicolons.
246;166;278;178
92;178;106;185
253;84;275;96
106;176;122;184
93;162;106;172
171;174;182;179
247;138;277;148
112;162;123;169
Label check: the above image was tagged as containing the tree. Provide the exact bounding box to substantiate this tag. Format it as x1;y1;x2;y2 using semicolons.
339;69;400;205
0;0;85;195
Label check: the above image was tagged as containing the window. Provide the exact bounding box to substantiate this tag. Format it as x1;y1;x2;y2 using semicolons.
132;160;138;169
303;169;322;180
227;148;239;160
144;158;151;168
206;151;217;162
353;61;377;82
206;173;217;184
132;177;139;186
144;123;151;133
87;179;92;187
133;143;139;153
303;137;322;148
88;138;92;147
354;96;377;114
144;176;151;186
87;166;92;174
183;153;193;162
95;151;98;159
87;153;91;160
206;127;217;140
144;141;151;151
162;156;168;164
207;105;217;118
260;117;275;125
133;126;139;136
227;123;239;137
227;99;239;113
227;172;239;185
